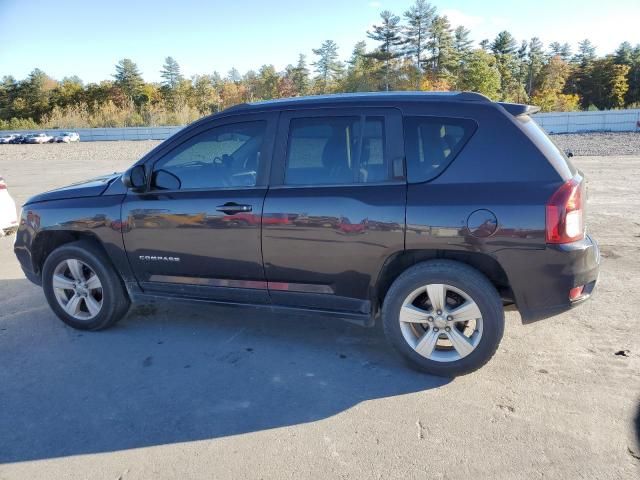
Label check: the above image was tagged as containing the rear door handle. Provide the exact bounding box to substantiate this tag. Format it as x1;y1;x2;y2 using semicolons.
216;203;252;215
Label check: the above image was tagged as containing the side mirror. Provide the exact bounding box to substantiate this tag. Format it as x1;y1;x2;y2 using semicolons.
122;165;147;191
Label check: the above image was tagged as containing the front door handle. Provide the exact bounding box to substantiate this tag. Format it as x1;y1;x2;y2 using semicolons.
216;203;252;215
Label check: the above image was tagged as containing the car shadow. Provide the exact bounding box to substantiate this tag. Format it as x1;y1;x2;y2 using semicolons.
635;400;640;457
0;278;450;463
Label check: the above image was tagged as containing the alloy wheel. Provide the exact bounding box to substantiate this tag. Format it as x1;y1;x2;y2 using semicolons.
52;258;103;320
399;283;483;362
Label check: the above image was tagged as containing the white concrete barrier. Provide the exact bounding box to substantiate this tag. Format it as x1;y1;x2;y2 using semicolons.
534;109;640;133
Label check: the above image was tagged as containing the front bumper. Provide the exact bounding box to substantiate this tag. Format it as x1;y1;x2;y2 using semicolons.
497;234;600;323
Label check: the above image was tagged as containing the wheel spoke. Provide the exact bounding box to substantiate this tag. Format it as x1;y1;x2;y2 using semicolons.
448;300;481;323
84;295;101;316
426;284;446;312
446;328;474;357
66;259;85;281
85;274;101;290
400;304;430;323
64;294;82;316
52;274;75;290
414;329;440;359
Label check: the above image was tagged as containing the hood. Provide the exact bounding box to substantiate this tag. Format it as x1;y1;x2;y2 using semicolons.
25;172;122;205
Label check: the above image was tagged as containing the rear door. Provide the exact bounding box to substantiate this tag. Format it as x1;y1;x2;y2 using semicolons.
122;112;276;303
262;107;406;314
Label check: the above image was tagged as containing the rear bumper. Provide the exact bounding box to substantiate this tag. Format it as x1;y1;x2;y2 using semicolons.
497;234;600;323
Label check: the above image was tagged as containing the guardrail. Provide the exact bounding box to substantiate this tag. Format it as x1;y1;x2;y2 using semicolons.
2;108;640;140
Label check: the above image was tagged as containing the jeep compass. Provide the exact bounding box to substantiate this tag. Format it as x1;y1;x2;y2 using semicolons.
13;92;600;376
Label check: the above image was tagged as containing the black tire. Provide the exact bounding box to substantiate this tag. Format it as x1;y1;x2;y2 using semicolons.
382;260;504;377
42;240;130;330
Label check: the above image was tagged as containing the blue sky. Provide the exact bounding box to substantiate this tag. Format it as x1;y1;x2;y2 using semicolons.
1;0;639;83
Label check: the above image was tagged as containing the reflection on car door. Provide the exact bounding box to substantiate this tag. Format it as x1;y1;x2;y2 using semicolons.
262;107;406;314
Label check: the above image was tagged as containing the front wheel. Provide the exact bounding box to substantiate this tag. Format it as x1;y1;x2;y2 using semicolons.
382;260;504;377
42;240;130;330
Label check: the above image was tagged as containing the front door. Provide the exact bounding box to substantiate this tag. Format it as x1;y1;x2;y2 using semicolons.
262;107;406;313
122;113;276;303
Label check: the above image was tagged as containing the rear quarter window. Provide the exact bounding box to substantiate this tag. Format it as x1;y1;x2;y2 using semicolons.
404;116;477;183
516;115;575;180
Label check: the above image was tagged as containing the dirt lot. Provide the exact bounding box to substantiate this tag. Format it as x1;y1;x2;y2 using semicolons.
0;141;638;479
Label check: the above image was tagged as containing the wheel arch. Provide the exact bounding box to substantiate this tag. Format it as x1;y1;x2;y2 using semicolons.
372;249;513;314
31;230;112;278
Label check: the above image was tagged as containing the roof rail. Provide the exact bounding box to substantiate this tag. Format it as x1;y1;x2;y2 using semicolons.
220;91;493;112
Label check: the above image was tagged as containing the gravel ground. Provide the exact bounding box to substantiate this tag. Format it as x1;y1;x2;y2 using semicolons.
0;140;639;479
551;131;640;156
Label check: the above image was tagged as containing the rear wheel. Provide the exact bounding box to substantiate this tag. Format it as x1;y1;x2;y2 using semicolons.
382;260;504;376
42;240;130;330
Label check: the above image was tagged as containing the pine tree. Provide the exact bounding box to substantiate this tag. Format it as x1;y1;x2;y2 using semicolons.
549;42;572;62
367;10;403;91
312;40;343;93
160;57;183;89
450;26;473;87
527;37;545;95
491;31;517;56
490;31;521;101
573;39;596;66
403;0;436;88
113;59;143;100
614;42;633;65
291;54;310;96
453;26;473;59
427;15;455;77
227;68;242;83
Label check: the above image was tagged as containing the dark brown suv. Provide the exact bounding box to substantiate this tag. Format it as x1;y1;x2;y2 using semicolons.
14;92;600;376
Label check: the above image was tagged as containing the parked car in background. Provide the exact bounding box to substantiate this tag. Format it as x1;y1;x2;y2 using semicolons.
8;134;26;144
26;133;53;144
0;134;18;144
12;134;31;144
0;175;18;236
53;132;80;143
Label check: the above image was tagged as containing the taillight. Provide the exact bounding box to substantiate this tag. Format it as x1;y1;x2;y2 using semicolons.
546;175;585;244
0;177;6;190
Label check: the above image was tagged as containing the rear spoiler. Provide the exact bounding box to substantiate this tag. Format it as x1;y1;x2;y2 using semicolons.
498;102;541;116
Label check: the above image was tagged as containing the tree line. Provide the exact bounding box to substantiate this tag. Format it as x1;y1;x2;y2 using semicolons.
1;0;639;130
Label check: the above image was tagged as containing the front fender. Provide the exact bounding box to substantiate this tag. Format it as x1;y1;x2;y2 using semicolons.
13;195;133;283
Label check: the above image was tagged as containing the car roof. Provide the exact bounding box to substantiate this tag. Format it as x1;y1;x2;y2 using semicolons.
223;91;492;114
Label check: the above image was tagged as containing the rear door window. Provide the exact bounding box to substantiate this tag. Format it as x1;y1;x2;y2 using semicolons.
404;116;476;183
284;116;390;186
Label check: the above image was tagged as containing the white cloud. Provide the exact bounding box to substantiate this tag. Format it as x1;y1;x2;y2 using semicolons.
441;9;484;29
368;1;382;8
